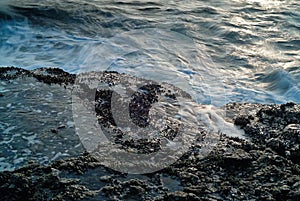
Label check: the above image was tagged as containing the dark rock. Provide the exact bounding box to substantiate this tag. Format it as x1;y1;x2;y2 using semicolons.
222;148;253;167
1;67;300;201
158;191;201;201
0;162;95;201
0;67;75;85
234;115;253;128
266;138;286;156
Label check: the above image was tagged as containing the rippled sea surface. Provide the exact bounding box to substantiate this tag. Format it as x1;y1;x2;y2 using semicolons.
0;0;299;171
0;0;299;104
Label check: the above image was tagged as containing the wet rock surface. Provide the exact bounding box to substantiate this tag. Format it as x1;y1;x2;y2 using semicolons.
0;67;300;201
0;67;75;85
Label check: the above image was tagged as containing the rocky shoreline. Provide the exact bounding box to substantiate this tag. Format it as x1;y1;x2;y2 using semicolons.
0;67;299;201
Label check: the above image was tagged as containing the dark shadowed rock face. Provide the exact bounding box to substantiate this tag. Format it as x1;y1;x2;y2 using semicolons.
0;67;300;201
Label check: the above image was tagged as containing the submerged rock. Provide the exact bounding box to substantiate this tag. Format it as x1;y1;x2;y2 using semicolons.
0;67;300;201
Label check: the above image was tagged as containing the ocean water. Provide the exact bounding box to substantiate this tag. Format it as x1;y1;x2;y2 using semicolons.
0;0;299;171
0;0;299;104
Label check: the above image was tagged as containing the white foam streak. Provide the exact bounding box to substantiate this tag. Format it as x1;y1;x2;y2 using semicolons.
196;105;246;139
